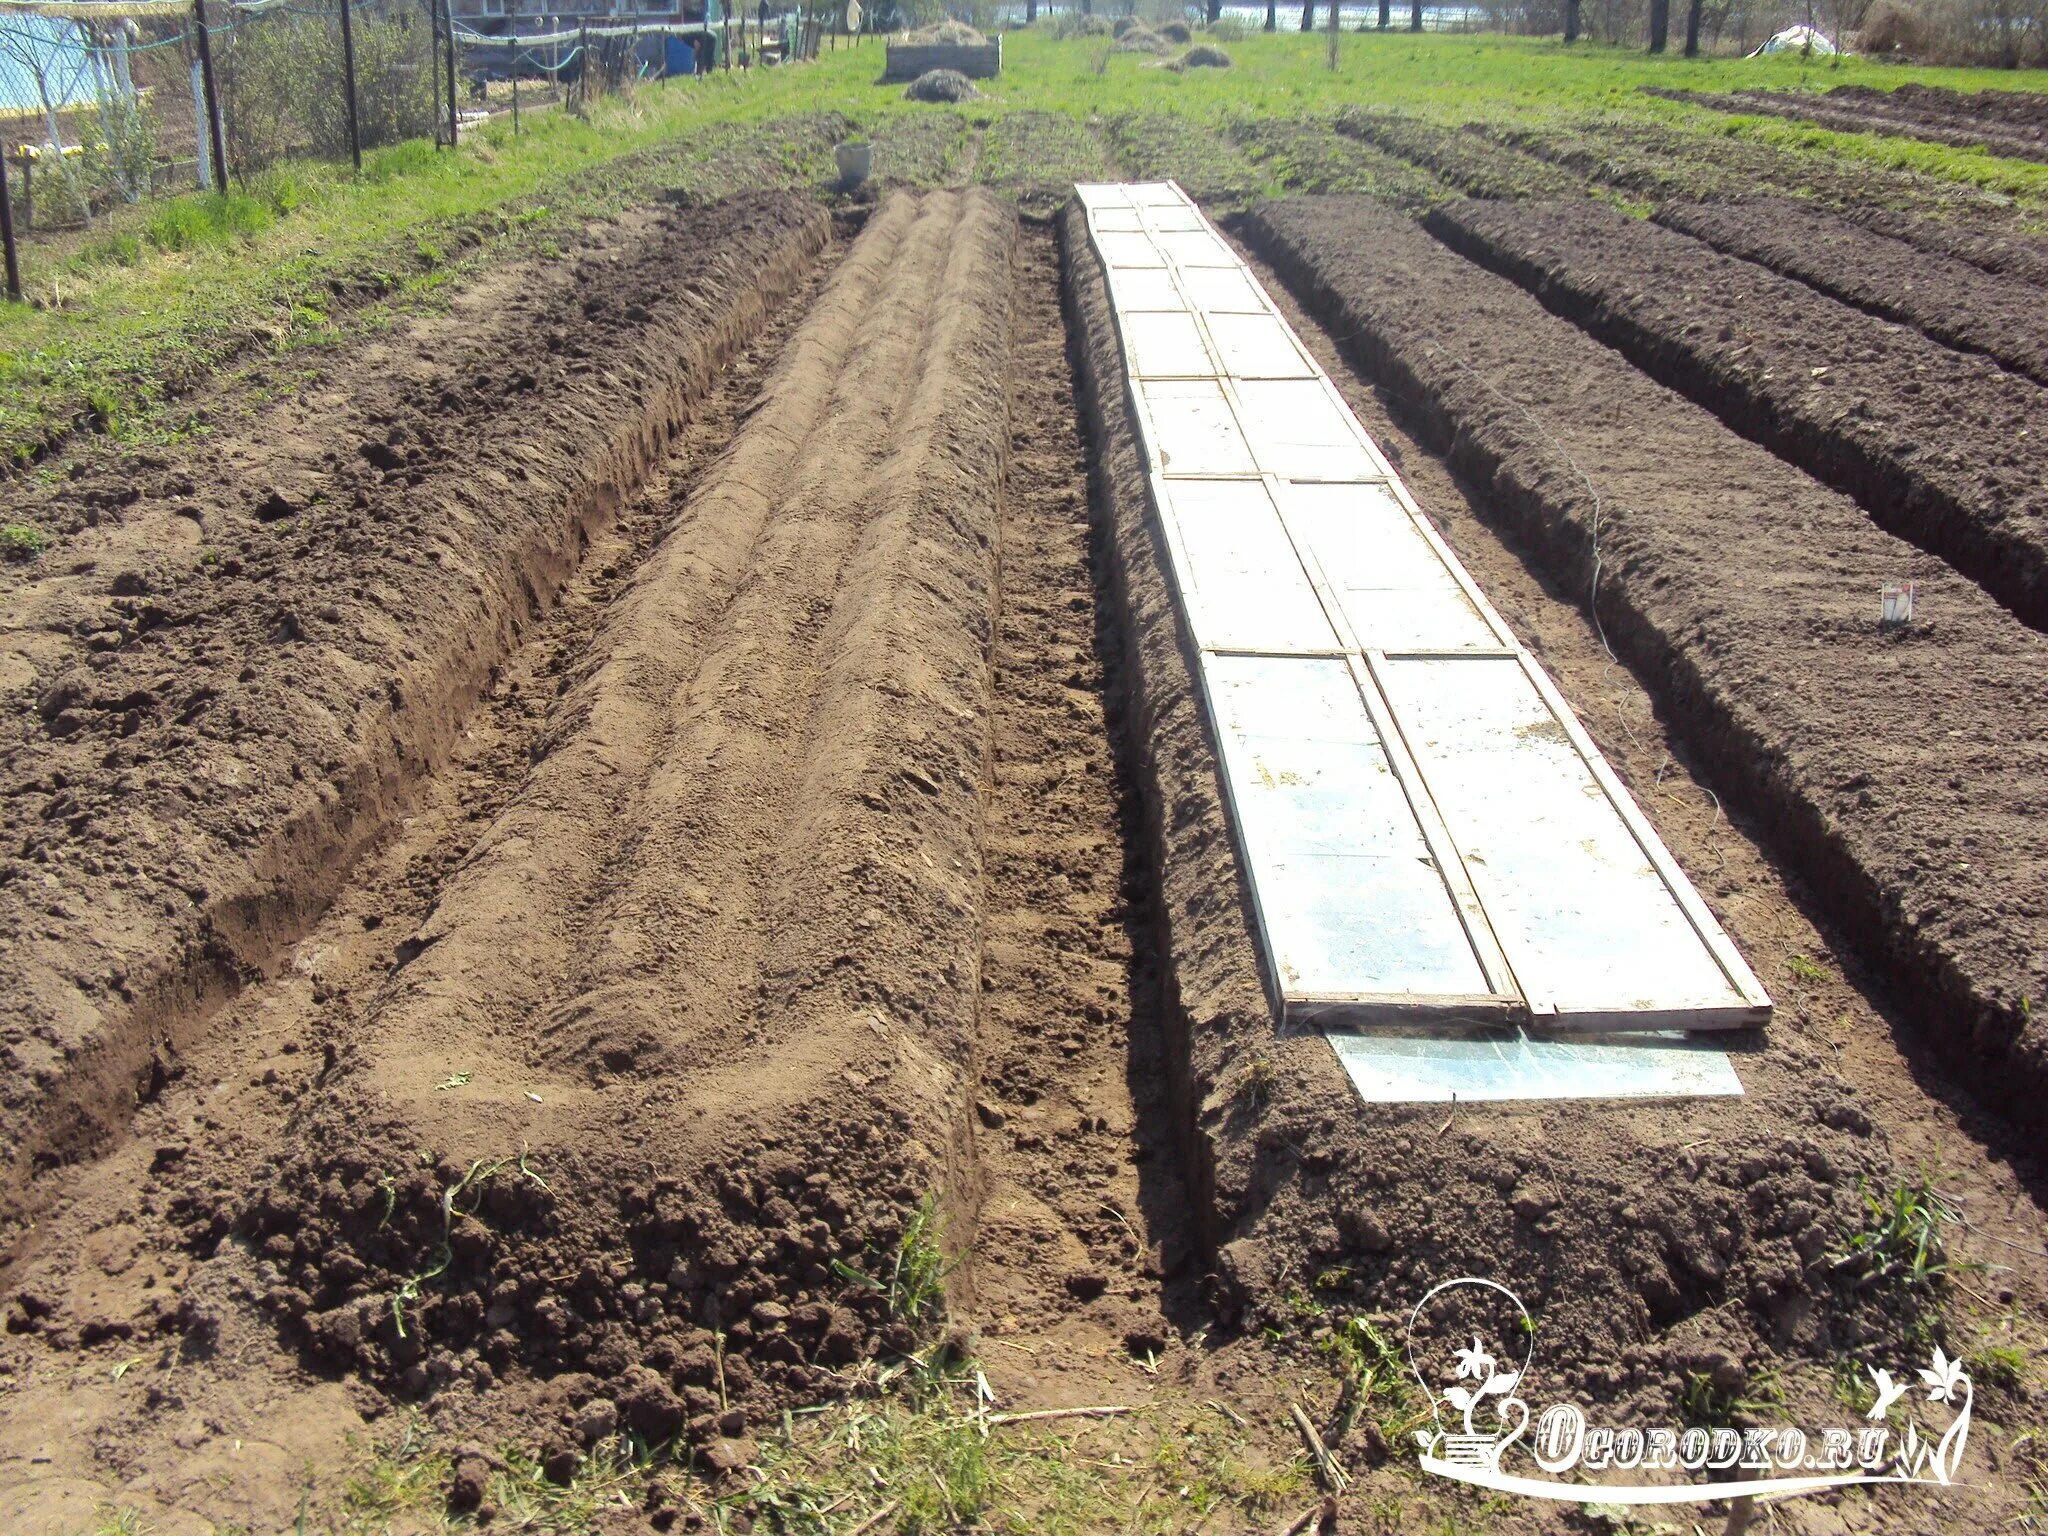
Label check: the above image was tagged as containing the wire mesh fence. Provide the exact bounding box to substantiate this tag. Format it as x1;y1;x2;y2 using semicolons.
0;0;829;299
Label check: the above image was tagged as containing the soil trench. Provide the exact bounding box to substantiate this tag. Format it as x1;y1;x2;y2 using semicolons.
1427;197;2048;638
0;209;858;1532
1058;197;2048;1534
1658;86;2048;169
1226;222;2048;1534
1244;193;2048;1129
1654;196;2048;390
959;223;1192;1409
0;191;831;1229
221;187;1020;1432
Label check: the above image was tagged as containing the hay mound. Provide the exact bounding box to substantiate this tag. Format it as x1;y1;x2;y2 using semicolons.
904;67;982;101
1114;21;1169;50
906;19;987;44
1174;41;1232;66
1159;18;1194;41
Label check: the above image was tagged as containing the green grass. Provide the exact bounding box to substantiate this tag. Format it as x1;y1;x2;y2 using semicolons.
3;30;2044;472
1833;1174;1959;1292
311;1387;1308;1536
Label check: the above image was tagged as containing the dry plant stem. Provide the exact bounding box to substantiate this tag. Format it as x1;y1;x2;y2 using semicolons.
1290;1402;1349;1493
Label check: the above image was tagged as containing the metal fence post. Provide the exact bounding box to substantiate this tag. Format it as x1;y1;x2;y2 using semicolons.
430;0;445;145
443;0;459;144
0;154;22;305
509;0;520;132
191;0;229;193
338;0;363;171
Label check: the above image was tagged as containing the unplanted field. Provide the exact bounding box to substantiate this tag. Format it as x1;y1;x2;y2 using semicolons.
1658;84;2048;166
2;148;2048;1529
0;189;833;1225
1654;196;2048;388
1427;196;2048;636
1242;192;2048;1127
1055;194;1963;1460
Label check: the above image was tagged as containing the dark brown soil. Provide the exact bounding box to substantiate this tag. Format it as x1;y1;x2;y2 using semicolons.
1055;198;2018;1510
1817;83;2048;158
1656;196;2048;388
1229;117;1447;206
1507;112;2031;227
1242;193;2048;1137
0;191;831;1230
1232;217;2048;1531
1652;85;2048;165
1332;111;1582;200
1860;80;2048;133
1849;200;2048;289
1426;197;2048;636
0;200;864;1530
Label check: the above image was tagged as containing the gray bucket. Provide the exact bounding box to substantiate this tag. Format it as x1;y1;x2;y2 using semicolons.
834;141;872;190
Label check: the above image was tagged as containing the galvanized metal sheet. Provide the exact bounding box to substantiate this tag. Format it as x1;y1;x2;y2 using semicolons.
1080;179;1766;1097
1135;379;1257;476
1235;380;1380;481
1129;182;1187;207
1107;266;1185;314
1375;655;1754;1023
1156;479;1343;655
1095;231;1168;269
1206;312;1318;380
1075;182;1135;210
1328;1028;1745;1103
1284;482;1505;653
1122;310;1217;378
1156;228;1241;268
1177;264;1272;315
1088;207;1145;234
1208;654;1498;1002
1146;205;1210;233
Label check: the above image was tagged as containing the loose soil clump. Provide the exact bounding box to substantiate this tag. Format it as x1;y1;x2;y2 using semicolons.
1428;197;2048;636
1243;193;2048;1132
0;191;831;1231
1656;197;2048;388
218;190;1020;1431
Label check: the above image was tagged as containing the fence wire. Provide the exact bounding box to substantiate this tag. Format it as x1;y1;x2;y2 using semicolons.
0;0;752;256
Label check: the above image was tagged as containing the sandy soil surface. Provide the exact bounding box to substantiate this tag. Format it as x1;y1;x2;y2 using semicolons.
1428;196;2048;636
0;192;830;1231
